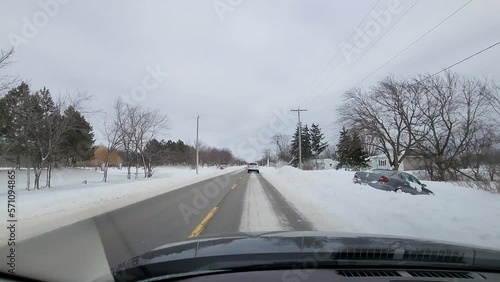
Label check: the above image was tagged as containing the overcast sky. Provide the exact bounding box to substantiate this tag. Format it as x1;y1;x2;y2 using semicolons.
2;0;499;161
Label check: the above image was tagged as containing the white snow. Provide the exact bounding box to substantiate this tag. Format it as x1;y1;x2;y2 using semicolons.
0;166;242;244
0;166;224;190
261;166;500;250
239;173;287;232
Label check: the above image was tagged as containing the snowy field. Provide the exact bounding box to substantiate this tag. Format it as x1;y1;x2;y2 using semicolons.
261;166;500;250
0;166;225;190
0;166;242;244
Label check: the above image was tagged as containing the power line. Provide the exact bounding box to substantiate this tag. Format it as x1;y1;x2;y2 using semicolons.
310;0;395;95
417;40;500;83
348;1;420;70
352;0;473;88
301;0;383;97
317;0;473;114
322;39;500;130
313;0;420;108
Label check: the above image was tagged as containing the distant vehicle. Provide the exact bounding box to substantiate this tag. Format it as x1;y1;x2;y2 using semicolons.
247;162;259;173
353;169;434;195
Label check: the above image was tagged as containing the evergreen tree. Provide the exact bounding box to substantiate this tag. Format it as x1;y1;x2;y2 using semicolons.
349;131;370;169
301;124;312;160
290;124;313;167
336;127;369;169
336;126;352;169
144;138;164;171
310;123;328;160
0;82;31;167
290;126;299;166
60;106;95;166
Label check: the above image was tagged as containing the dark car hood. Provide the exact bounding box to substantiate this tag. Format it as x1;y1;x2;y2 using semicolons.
111;231;500;280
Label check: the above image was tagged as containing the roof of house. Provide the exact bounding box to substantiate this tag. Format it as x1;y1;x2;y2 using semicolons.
369;149;423;160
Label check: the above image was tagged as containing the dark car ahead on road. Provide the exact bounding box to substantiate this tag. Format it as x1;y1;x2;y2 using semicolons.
353;169;434;195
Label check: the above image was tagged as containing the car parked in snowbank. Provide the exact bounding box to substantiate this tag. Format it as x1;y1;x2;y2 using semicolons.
353;169;434;195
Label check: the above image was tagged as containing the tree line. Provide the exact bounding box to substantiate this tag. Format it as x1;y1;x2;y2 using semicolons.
0;82;95;189
337;71;500;186
99;98;242;181
267;123;328;169
0;83;242;188
143;139;242;168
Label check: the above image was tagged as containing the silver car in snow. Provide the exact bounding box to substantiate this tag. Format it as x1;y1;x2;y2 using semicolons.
353;169;434;195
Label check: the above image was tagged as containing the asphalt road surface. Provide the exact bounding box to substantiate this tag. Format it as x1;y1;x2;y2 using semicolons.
95;169;314;267
1;169;313;280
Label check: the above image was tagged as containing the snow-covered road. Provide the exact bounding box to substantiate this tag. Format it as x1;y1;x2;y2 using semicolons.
239;173;287;232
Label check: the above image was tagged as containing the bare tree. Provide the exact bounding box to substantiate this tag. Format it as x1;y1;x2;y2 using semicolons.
271;133;292;162
338;76;418;170
410;72;494;181
0;48;18;95
113;99;169;179
114;99;138;179
484;147;500;182
262;149;272;165
101;115;121;182
134;108;168;178
44;91;94;187
22;89;80;189
351;127;381;156
490;82;500;128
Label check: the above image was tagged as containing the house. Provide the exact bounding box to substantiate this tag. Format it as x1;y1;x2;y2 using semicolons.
369;154;392;170
308;158;338;170
369;151;426;171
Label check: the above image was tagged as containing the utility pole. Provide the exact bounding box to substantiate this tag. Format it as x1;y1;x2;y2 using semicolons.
291;108;307;169
196;115;199;174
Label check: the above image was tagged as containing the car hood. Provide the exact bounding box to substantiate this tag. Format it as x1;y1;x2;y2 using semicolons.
111;231;500;280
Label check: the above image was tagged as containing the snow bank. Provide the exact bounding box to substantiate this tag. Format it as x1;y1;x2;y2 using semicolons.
0;166;242;244
261;166;500;250
1;166;225;191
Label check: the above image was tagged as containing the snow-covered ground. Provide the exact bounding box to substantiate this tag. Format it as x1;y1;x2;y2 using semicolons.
0;166;242;244
0;166;224;191
261;166;500;250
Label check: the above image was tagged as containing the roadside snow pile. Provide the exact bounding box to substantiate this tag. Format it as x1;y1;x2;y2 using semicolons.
261;166;500;250
1;166;225;191
0;166;242;243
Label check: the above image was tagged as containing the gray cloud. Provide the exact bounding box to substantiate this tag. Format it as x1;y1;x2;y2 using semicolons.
2;0;499;161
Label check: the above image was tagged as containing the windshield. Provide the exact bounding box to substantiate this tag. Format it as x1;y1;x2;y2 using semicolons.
1;1;500;281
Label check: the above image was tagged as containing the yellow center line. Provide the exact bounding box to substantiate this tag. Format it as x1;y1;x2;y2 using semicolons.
188;179;240;238
188;207;218;238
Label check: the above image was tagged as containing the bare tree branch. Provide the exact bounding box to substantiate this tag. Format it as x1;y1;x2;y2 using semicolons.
0;48;18;95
